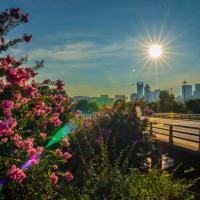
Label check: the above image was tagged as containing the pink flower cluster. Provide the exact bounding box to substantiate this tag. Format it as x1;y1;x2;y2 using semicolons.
56;80;64;91
33;101;52;117
7;165;26;183
0;100;14;110
50;173;58;184
65;171;73;182
1;55;16;69
50;171;73;185
50;113;62;127
6;68;31;87
12;134;23;148
25;85;38;96
0;100;14;118
62;137;70;147
55;148;72;161
0;118;17;137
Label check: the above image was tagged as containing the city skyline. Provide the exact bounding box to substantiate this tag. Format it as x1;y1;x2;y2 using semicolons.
2;0;200;97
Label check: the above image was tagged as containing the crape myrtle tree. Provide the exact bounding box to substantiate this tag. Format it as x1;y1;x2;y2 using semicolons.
0;8;75;199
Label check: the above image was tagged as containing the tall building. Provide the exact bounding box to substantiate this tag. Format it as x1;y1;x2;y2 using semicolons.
194;84;200;98
144;84;151;102
154;90;161;102
182;84;192;101
137;82;144;98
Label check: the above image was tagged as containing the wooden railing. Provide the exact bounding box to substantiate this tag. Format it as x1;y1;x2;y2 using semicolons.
149;122;200;152
152;113;200;121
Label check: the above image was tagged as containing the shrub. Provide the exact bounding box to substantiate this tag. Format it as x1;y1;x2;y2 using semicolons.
0;8;74;198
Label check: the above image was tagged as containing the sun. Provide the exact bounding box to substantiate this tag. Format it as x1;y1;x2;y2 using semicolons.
148;44;162;58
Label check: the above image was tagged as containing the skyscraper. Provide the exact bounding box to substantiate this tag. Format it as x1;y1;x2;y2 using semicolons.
137;82;143;98
154;90;161;101
144;84;150;102
182;84;192;102
194;84;200;98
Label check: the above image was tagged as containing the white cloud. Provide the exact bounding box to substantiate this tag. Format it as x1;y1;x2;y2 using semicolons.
28;40;133;65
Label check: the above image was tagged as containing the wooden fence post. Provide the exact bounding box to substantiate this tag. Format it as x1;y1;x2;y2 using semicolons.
169;125;173;144
198;129;200;151
150;122;153;135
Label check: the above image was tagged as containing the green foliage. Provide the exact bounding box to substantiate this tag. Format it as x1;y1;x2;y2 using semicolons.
159;91;175;112
75;100;100;113
149;92;187;113
75;99;89;113
88;102;99;113
67;143;194;200
186;99;200;114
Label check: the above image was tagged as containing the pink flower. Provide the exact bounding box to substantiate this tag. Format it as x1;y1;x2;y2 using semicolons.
20;98;29;104
12;134;23;148
0;100;14;110
13;92;22;101
21;13;29;23
56;80;64;91
50;113;62;127
7;165;26;183
63;152;72;160
1;137;8;143
40;132;46;140
23;34;32;43
50;173;58;184
1;59;9;69
3;110;12;118
64;171;73;182
36;147;44;154
27;148;36;157
33;101;47;117
23;138;34;150
0;118;17;129
26;85;38;96
62;137;70;147
14;103;21;109
0;128;14;137
5;55;16;65
55;149;63;157
52;94;66;105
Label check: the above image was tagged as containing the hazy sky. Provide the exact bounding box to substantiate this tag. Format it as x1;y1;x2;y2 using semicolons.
2;0;200;97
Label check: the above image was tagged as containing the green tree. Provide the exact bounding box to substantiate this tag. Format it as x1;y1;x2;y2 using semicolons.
75;99;89;113
159;91;175;112
186;99;200;114
173;101;187;113
89;102;99;113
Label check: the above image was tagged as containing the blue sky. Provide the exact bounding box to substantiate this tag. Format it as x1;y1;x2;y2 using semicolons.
1;0;200;97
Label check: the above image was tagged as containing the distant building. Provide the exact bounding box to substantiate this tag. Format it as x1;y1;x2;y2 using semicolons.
72;96;90;102
130;93;139;102
194;84;200;98
182;84;192;101
144;84;151;102
175;96;183;102
149;91;154;102
115;95;126;101
154;90;161;102
137;82;144;98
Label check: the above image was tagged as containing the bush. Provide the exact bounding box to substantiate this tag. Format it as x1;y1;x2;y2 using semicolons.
0;8;74;198
66;142;194;200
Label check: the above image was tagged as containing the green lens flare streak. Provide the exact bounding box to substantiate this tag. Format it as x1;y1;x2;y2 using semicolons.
45;124;71;149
